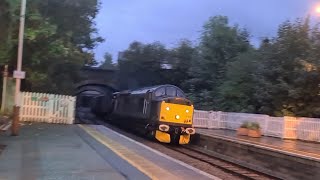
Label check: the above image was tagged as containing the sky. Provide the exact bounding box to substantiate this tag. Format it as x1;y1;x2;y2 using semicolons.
94;0;319;63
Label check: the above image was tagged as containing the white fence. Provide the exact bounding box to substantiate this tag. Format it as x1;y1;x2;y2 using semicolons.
19;92;76;124
193;110;320;142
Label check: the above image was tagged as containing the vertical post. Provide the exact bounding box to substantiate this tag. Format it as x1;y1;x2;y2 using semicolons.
12;0;26;136
264;115;269;136
1;65;8;114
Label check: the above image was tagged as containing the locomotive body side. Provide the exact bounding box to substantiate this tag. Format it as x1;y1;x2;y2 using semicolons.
109;85;195;145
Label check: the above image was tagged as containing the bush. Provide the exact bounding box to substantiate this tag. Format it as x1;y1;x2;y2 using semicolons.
248;122;260;130
240;121;249;128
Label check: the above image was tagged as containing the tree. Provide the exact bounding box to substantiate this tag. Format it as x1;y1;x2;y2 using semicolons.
0;0;104;94
0;0;20;64
218;50;259;112
187;16;252;110
254;17;320;117
100;52;114;69
118;41;169;89
168;39;196;90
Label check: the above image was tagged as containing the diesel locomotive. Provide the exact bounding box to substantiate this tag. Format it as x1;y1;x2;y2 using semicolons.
110;84;196;144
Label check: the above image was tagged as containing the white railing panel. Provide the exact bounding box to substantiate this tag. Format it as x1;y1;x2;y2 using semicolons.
192;109;320;142
265;117;284;138
193;110;209;128
283;116;299;139
296;117;320;142
207;111;221;129
19;92;76;124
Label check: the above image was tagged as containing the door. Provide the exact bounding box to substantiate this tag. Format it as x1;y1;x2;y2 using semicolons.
143;91;152;117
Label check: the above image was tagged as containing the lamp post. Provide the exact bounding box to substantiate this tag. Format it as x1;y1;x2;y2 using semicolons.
11;0;27;136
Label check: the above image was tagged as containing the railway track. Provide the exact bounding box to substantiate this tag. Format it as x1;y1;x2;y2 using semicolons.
77;113;278;180
166;145;276;180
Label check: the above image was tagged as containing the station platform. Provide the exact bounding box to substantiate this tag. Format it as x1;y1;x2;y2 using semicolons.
196;128;320;160
0;123;218;180
193;128;320;180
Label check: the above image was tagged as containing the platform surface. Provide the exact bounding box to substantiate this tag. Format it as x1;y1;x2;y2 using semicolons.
196;128;320;161
0;123;219;180
80;124;219;180
0;123;147;180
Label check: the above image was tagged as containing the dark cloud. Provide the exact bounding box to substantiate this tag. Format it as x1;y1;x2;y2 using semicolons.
94;0;318;62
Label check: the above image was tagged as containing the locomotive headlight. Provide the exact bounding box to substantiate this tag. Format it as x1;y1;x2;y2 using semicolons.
186;110;189;113
175;115;180;119
159;124;170;132
166;107;170;111
185;128;196;135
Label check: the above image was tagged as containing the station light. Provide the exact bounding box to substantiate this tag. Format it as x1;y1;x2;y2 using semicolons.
316;5;320;14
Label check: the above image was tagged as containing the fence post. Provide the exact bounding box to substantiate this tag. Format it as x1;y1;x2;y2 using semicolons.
208;111;212;128
264;115;269;136
283;116;298;139
48;94;54;123
67;97;76;124
217;111;222;129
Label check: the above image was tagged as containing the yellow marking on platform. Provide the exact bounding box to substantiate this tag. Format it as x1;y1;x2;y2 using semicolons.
79;125;180;180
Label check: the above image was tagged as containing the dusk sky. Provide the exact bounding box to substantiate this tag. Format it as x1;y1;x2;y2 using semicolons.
94;0;319;63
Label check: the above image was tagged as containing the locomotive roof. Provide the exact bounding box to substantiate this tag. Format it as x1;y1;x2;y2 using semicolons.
129;84;183;95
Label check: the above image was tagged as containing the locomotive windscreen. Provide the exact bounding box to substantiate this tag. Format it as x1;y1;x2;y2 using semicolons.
164;98;192;106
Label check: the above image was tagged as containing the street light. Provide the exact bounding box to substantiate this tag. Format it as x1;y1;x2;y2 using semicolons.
11;0;27;136
315;5;320;14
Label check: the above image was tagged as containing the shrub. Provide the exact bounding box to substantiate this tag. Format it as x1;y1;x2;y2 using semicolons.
240;121;249;128
248;122;260;130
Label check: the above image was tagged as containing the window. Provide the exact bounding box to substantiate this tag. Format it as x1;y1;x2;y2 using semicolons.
177;89;185;97
166;87;177;97
155;88;165;97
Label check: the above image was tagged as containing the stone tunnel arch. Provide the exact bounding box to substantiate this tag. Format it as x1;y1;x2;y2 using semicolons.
74;80;117;109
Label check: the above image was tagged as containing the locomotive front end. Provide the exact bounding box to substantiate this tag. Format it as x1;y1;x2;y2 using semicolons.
155;98;196;144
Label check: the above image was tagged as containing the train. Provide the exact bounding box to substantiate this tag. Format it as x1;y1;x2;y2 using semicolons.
90;84;196;145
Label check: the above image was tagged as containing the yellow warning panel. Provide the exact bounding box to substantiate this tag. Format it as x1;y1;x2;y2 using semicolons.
79;125;178;180
155;130;171;143
159;101;194;125
179;134;191;145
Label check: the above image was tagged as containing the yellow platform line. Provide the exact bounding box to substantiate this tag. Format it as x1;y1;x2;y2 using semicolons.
79;125;180;180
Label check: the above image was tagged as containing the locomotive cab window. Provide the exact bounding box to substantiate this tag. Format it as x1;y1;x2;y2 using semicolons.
166;87;177;97
155;87;165;97
177;89;185;98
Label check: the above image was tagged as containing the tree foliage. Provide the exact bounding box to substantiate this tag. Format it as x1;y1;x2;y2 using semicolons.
117;15;320;118
0;0;103;94
186;16;252;110
100;52;115;70
253;17;320;117
117;41;169;89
